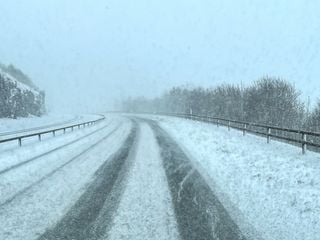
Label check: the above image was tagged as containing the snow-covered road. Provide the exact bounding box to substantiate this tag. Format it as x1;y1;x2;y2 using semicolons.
33;117;244;240
3;113;317;240
107;123;179;240
0;116;132;239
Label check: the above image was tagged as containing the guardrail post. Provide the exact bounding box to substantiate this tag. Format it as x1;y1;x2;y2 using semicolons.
71;126;74;132
302;133;307;154
53;130;56;137
18;138;22;147
63;128;66;134
243;124;247;136
217;119;219;127
38;134;42;141
228;121;231;131
267;128;271;143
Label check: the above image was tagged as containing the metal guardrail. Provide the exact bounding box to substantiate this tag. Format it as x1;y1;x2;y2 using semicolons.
157;112;320;154
0;115;105;147
0;116;81;138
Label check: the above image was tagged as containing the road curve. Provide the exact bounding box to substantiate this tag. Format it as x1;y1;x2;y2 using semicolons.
1;117;249;240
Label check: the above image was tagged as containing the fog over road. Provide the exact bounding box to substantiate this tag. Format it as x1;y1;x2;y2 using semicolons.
0;116;247;240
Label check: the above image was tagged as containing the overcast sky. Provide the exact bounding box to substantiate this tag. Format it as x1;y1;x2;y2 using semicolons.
1;0;320;113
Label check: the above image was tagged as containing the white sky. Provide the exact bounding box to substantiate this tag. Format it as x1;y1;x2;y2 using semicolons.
1;0;320;113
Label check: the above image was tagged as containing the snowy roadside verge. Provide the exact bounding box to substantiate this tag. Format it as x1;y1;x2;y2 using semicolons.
146;115;320;240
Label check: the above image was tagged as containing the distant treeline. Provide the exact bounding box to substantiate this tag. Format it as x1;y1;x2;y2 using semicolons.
0;68;46;118
122;77;320;131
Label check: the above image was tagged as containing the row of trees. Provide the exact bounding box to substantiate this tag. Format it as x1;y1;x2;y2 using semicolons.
122;77;319;131
0;63;38;90
0;72;46;118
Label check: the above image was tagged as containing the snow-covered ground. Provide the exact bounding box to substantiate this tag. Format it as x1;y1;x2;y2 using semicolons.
2;113;319;240
0;117;113;204
148;115;320;240
0;116;131;240
107;123;179;240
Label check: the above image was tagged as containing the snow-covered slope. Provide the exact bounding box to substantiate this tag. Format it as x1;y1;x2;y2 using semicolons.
0;68;38;94
0;67;45;118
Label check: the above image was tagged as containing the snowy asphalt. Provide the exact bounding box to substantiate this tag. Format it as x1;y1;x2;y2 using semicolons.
0;117;247;240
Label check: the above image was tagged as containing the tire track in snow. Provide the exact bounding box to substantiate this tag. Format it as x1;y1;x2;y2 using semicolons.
0;122;121;208
0;119;113;175
0;119;132;240
38;121;138;240
148;119;247;240
1;116;249;240
105;123;180;240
